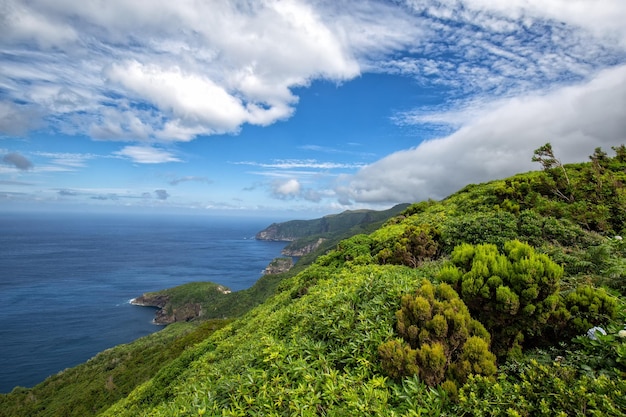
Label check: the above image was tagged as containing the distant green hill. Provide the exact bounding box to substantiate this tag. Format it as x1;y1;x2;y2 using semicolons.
256;203;410;257
2;144;625;417
256;204;411;243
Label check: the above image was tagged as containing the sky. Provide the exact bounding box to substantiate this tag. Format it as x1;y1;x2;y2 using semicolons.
1;0;626;217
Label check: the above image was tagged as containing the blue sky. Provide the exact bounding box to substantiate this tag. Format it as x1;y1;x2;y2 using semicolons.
1;0;626;217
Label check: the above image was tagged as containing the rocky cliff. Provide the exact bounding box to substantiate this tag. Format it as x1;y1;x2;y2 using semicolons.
255;223;298;241
131;284;231;325
281;237;325;256
263;257;294;275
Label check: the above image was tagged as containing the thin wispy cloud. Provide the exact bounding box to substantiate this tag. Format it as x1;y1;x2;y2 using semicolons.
299;144;375;158
379;0;626;102
234;159;366;170
168;176;212;186
34;152;99;169
0;180;33;186
114;146;181;164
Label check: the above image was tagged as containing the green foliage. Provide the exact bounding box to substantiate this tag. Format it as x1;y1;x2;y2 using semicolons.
441;211;518;251
558;285;619;337
541;305;626;379
99;264;435;416
530;144;626;234
379;280;496;388
439;240;563;356
257;203;410;241
376;224;440;267
532;142;574;203
455;359;626;416
588;236;626;294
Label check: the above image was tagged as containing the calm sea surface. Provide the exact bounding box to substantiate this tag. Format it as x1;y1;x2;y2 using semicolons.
0;211;287;393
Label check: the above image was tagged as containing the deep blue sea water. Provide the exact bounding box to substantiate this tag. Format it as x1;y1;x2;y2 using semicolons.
0;211;287;393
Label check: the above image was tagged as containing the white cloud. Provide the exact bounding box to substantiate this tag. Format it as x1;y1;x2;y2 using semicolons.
114;145;181;164
168;176;212;186
34;152;99;169
404;0;626;42
235;159;365;170
273;178;301;197
0;1;78;48
106;61;251;137
1;0;421;143
336;64;626;204
376;0;626;103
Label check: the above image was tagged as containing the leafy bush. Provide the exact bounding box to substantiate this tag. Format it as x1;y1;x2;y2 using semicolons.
375;224;440;268
438;240;563;357
378;280;496;390
441;211;518;252
455;359;626;416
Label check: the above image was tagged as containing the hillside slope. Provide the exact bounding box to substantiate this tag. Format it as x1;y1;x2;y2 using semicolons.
99;144;626;416
2;145;625;416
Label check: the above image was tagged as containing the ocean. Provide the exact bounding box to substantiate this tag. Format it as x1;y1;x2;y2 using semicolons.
0;211;288;393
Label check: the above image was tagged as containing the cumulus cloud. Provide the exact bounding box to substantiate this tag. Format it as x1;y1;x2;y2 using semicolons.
273;179;301;198
2;152;34;171
269;178;326;202
336;64;626;204
0;0;420;143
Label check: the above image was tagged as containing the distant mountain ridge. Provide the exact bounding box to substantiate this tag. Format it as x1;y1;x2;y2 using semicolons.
256;204;410;257
256;204;411;242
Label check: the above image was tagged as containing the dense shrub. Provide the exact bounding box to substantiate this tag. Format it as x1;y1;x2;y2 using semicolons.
378;280;496;390
438;240;563;357
375;224;440;268
441;211;518;252
455;359;626;416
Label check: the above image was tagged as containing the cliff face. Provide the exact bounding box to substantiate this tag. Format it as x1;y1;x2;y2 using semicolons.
255;223;297;241
131;294;202;325
130;286;233;325
281;237;325;256
263;257;294;275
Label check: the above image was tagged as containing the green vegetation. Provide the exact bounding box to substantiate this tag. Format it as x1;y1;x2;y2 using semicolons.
2;144;625;416
139;270;298;321
439;240;564;357
379;279;496;390
257;203;410;258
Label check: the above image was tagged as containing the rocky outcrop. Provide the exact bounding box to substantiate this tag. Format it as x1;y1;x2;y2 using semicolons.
131;295;202;325
263;257;294;275
131;294;169;309
255;224;297;241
